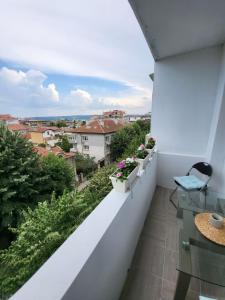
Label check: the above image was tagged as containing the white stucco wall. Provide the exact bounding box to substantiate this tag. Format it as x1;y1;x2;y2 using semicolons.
206;44;225;193
11;153;157;300
151;46;222;188
76;133;111;162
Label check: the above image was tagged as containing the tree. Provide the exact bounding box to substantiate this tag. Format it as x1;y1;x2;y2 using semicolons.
0;125;46;233
56;120;67;128
110;121;150;161
56;135;72;152
0;165;115;298
41;154;75;197
75;153;97;176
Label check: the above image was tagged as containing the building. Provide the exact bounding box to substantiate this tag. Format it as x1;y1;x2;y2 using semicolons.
65;119;124;166
29;127;60;146
124;113;150;123
103;110;125;119
0;114;19;125
7;123;29;134
10;2;225;300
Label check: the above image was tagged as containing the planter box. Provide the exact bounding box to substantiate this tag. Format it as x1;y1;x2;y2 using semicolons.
109;166;139;193
136;153;150;170
146;146;155;157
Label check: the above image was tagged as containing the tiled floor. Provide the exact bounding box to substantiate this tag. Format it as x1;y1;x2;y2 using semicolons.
120;186;225;300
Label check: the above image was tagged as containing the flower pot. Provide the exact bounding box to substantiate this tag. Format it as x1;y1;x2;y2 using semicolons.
146;146;155;157
110;166;139;193
137;153;150;170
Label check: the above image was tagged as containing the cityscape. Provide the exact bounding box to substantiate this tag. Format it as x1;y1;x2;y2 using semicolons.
1;1;225;300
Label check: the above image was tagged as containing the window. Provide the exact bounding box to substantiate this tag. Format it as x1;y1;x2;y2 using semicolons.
105;136;110;142
84;145;89;151
82;135;88;141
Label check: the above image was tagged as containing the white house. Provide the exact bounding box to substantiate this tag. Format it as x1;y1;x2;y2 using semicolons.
65;119;124;166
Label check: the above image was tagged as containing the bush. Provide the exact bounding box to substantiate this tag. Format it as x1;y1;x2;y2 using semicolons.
0;165;115;298
110;121;150;161
41;153;75;197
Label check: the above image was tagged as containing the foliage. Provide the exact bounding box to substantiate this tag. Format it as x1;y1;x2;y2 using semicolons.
0;165;115;298
38;143;46;148
56;120;67;128
41;154;75;197
73;120;78;128
110;120;150;161
75;153;97;175
146;137;156;149
136;144;149;159
56;135;72;152
81;120;86;126
112;158;138;182
0;125;47;232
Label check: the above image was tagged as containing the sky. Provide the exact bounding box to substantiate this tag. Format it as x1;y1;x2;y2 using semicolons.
0;0;154;117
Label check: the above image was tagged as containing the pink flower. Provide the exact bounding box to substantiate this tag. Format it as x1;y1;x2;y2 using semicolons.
138;144;145;151
116;172;122;177
117;160;126;169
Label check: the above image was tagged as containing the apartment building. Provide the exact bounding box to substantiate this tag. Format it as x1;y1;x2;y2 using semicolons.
65;119;124;166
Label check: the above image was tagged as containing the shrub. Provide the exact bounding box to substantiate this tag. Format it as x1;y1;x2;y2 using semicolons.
0;165;114;298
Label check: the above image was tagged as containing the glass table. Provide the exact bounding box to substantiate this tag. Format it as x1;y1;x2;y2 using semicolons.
174;190;225;300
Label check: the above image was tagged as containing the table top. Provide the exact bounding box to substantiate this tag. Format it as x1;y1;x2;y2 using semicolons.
177;191;225;287
177;189;225;215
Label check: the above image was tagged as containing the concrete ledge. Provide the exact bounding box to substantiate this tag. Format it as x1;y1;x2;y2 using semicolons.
11;153;157;300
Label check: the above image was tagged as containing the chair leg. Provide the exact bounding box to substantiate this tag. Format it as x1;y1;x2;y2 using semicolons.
169;186;178;209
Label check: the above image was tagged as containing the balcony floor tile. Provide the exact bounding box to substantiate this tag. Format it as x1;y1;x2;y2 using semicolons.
119;186;225;300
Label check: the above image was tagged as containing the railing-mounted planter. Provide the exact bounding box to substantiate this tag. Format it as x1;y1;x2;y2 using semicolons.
109;158;139;193
136;144;150;170
145;137;156;157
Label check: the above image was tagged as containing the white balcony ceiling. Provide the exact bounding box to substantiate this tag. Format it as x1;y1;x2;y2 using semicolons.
129;0;225;60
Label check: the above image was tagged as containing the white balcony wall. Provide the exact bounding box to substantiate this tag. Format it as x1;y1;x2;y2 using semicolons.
207;44;225;193
151;46;223;188
11;153;157;300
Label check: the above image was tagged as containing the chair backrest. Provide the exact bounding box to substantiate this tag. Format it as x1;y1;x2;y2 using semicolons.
192;162;213;177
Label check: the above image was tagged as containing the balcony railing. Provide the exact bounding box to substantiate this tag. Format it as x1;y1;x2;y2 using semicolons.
11;153;157;300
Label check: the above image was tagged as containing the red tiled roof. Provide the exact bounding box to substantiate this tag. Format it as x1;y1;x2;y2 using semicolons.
8;124;28;131
103;110;125;116
33;147;49;157
33;146;74;159
72;119;125;134
0;114;17;121
23;133;32;140
30;127;58;133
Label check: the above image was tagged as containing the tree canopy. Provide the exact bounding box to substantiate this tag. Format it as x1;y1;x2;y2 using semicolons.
110;120;150;161
0;125;46;231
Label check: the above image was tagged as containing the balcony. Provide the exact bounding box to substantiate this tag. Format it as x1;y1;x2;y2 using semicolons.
11;153;157;300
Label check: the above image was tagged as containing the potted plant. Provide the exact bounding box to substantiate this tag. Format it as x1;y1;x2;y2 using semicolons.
145;137;156;156
109;157;139;192
136;144;150;170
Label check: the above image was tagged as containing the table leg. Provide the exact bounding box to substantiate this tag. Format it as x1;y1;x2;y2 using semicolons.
173;271;191;300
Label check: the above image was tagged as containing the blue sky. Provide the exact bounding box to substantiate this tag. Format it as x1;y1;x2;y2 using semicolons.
0;0;154;117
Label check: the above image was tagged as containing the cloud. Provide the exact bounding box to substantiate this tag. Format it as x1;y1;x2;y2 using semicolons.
0;67;59;103
69;89;92;104
0;0;154;95
0;66;152;116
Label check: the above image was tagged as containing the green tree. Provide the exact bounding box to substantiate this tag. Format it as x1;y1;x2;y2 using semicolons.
56;135;72;152
75;153;97;176
41;154;75;197
56;120;67;128
0;125;46;233
110;121;150;161
0;165;114;298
